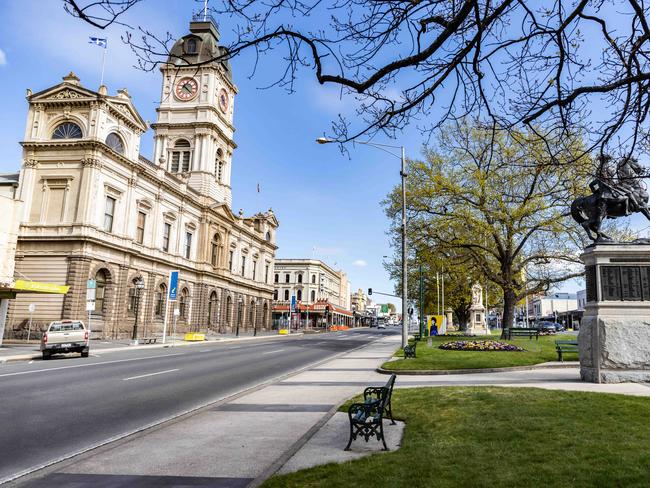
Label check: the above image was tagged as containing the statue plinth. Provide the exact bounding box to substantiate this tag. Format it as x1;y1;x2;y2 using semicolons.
579;244;650;383
466;283;489;336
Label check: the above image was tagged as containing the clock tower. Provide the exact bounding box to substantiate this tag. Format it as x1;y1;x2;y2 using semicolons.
152;16;237;206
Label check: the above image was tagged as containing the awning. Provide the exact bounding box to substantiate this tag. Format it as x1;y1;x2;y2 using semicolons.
11;280;70;294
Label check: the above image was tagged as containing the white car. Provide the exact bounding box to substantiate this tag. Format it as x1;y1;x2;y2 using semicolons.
377;323;386;330
41;320;90;360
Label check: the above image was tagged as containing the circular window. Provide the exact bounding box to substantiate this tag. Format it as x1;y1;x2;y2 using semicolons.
52;122;82;139
105;133;125;154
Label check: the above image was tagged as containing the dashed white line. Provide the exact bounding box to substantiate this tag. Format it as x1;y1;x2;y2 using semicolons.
227;346;242;350
123;369;179;381
28;361;34;364
0;352;185;378
262;349;285;355
199;349;211;353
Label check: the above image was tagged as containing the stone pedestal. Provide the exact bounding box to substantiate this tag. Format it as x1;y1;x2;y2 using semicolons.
579;244;650;383
445;307;455;331
467;305;489;335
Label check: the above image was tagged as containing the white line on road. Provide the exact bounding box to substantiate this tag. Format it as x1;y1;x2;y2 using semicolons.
262;349;285;355
199;349;211;352
123;369;179;381
0;352;185;378
28;361;34;364
227;346;242;350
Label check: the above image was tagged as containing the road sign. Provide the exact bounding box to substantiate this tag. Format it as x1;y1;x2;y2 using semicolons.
173;308;180;316
86;285;96;312
290;295;296;312
86;301;95;312
168;270;179;301
87;279;96;289
28;304;35;313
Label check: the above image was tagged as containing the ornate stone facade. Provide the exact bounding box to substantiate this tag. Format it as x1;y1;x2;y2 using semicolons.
4;19;278;340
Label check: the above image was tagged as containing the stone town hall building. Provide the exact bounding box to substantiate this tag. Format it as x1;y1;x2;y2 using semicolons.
4;17;278;339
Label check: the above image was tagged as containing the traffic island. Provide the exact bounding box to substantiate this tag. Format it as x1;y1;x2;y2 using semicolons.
380;334;578;372
264;387;650;487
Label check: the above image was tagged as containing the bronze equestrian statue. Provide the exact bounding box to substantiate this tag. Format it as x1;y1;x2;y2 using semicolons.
571;155;650;241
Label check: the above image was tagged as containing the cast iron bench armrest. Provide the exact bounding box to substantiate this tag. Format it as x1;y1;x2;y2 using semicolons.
555;340;579;361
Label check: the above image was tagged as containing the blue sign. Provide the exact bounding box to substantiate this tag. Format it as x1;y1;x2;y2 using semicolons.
168;270;179;301
290;295;296;312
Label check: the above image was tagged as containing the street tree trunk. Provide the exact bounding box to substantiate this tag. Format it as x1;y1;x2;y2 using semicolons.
500;288;517;338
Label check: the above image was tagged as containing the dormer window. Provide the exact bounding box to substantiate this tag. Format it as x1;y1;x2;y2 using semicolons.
170;139;191;173
186;38;198;54
52;122;82;139
105;132;125;154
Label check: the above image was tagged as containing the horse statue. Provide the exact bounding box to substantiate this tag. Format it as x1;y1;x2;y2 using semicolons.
571;155;650;241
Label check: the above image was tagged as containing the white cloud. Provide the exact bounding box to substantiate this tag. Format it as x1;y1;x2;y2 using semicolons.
352;259;368;267
0;49;6;66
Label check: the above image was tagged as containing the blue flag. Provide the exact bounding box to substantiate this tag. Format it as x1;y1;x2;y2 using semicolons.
88;37;107;48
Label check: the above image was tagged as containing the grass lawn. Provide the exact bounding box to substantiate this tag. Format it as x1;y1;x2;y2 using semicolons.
264;387;650;488
382;333;577;371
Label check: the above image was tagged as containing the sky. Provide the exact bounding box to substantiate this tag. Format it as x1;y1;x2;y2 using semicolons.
1;1;648;305
0;0;422;307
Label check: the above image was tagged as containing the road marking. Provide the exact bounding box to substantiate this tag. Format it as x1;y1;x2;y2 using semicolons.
262;349;285;355
227;346;242;350
199;349;211;353
0;352;185;378
28;360;34;364
123;369;179;381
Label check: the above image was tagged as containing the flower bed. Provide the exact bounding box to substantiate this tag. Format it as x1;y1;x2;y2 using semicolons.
439;340;525;352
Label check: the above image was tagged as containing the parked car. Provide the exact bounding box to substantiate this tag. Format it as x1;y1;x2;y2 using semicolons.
535;321;557;333
553;322;566;332
41;320;89;360
377;323;386;330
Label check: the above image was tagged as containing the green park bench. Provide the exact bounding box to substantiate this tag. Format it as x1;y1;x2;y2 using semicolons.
345;374;396;451
504;327;539;340
555;340;579;361
404;342;417;358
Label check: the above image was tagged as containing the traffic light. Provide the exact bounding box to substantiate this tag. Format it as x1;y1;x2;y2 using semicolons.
368;288;372;296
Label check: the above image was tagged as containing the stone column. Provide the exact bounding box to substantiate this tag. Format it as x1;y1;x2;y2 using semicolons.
62;257;92;320
0;298;9;347
579;244;650;383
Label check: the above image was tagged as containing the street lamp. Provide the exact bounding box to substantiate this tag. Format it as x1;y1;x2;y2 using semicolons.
132;277;145;344
317;137;409;348
236;296;243;337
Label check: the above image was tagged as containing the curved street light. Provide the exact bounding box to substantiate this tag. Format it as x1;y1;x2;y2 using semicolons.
316;137;408;349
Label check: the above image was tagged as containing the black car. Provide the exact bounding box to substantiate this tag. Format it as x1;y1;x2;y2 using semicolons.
535;321;557;333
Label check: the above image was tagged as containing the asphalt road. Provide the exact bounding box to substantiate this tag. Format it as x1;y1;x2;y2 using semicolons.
0;328;393;484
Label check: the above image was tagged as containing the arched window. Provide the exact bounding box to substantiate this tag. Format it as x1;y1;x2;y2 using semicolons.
285;274;290;283
52;122;82;139
311;290;316;302
297;289;302;301
179;288;189;319
95;270;108;313
215;148;224;182
226;295;232;326
274;274;279;283
249;299;255;327
208;291;219;326
211;234;221;267
105;132;125;154
170;139;191;173
297;274;303;284
186;38;198;53
284;290;289;301
273;290;278;300
155;283;167;317
265;231;271;241
311;274;316;284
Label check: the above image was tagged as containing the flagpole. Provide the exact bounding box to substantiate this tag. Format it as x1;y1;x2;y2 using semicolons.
100;46;107;87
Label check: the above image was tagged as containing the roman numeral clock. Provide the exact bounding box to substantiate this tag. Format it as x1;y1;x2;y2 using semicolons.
174;77;199;101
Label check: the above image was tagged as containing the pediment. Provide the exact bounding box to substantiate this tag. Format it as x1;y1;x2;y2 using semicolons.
30;84;97;102
105;99;147;131
210;202;237;224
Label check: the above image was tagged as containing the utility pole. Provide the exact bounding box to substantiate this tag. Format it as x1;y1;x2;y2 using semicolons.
419;264;424;337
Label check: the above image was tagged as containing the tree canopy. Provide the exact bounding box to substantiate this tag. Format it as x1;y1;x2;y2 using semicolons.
65;0;650;158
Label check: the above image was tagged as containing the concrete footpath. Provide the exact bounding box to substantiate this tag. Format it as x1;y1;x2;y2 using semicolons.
17;333;650;488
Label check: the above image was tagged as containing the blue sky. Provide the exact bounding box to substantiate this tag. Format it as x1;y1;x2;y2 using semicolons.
0;1;423;305
1;1;649;304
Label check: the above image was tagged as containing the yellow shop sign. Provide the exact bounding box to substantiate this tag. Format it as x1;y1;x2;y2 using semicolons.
13;280;69;294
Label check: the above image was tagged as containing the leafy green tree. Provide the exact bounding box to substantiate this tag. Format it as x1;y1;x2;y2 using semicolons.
383;121;614;330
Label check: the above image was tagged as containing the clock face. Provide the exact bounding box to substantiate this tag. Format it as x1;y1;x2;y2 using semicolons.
218;88;229;113
175;77;199;101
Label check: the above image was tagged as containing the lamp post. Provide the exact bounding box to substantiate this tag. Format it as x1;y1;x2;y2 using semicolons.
236;296;243;337
317;137;408;348
132;277;145;344
254;298;259;336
